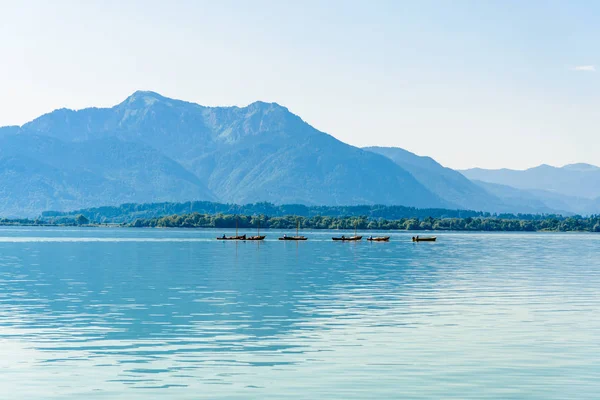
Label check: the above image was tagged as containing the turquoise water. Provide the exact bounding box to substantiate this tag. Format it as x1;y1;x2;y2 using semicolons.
0;227;599;399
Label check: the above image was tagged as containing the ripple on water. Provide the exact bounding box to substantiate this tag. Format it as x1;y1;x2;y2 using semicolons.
0;229;599;399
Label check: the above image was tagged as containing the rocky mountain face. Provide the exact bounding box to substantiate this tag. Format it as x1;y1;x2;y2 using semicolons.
0;91;447;216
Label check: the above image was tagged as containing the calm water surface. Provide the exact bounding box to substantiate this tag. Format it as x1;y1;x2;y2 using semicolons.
0;227;599;399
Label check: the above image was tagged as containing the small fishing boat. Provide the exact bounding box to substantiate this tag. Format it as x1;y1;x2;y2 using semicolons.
333;221;362;241
246;219;266;241
246;235;266;241
217;217;246;240
217;235;246;240
332;235;362;241
367;236;390;242
412;236;436;242
279;236;307;241
279;220;307;241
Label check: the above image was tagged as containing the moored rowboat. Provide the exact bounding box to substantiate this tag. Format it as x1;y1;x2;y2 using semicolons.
278;236;307;241
333;221;363;241
367;236;390;242
412;236;436;242
246;235;266;241
217;216;245;240
245;219;265;241
332;236;362;241
280;220;307;241
217;235;246;240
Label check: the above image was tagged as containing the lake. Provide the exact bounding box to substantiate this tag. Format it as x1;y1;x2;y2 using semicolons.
0;227;599;399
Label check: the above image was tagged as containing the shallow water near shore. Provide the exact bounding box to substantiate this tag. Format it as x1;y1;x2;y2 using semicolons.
1;227;599;399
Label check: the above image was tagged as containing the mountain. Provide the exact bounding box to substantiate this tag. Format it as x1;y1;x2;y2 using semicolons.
526;189;600;216
471;180;600;216
5;90;597;217
0;91;448;216
0;133;216;217
470;180;569;215
364;146;513;212
366;147;600;215
562;163;600;172
460;164;600;199
0;126;19;137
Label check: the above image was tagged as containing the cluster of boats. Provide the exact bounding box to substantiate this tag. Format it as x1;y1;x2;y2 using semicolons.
216;234;436;242
331;235;388;241
215;220;436;242
217;234;266;241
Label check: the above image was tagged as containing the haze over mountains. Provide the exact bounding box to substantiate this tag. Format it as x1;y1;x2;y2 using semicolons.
461;164;600;199
0;91;598;217
364;147;508;212
460;165;600;216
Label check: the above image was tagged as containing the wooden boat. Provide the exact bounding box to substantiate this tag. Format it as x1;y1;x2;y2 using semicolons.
332;236;363;241
246;235;266;241
279;220;307;240
246;220;266;241
216;217;246;240
412;236;436;242
279;236;307;241
217;234;246;240
333;221;363;241
367;236;390;242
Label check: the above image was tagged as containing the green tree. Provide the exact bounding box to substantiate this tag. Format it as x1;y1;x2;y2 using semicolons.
75;214;89;225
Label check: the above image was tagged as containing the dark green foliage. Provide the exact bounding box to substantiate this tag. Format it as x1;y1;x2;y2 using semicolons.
44;201;494;224
0;217;43;225
0;216;81;226
5;209;600;232
127;212;600;232
74;214;89;225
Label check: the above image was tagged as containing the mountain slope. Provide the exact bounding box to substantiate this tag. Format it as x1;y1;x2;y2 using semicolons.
0;133;217;216
471;180;600;216
461;164;600;199
0;126;19;137
364;146;508;212
366;146;600;215
470;180;569;215
562;163;600;172
1;91;450;215
18;91;449;208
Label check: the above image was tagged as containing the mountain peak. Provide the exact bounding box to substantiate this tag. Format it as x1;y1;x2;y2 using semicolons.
121;90;169;108
523;164;559;173
562;163;600;172
245;100;288;113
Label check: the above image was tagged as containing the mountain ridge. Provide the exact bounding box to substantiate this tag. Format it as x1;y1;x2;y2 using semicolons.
364;146;512;212
2;90;599;217
461;163;600;200
0;91;450;216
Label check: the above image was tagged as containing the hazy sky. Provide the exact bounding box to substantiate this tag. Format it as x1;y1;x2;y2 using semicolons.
1;0;598;169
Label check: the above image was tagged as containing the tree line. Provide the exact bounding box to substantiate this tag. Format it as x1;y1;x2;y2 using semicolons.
128;213;600;232
42;200;563;224
0;215;89;226
4;212;600;232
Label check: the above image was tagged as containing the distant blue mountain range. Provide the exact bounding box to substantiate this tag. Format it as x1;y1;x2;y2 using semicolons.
1;91;598;216
460;165;600;215
460;164;600;199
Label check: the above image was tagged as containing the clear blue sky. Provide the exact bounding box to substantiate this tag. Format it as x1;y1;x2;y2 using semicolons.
1;0;598;169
